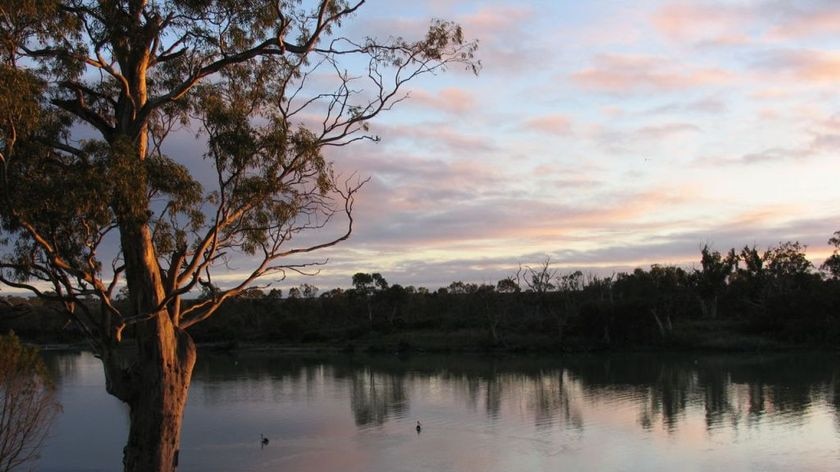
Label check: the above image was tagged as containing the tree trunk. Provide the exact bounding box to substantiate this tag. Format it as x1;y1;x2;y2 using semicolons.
104;219;197;471
103;313;196;472
652;309;666;338
122;326;195;472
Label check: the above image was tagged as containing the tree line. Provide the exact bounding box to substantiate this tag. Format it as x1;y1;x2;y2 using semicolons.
10;233;838;352
199;232;840;350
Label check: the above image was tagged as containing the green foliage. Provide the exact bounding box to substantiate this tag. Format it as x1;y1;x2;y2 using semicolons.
0;0;82;71
0;65;43;139
0;0;480;340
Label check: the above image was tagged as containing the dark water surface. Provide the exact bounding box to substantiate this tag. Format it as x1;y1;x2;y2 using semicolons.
37;350;840;471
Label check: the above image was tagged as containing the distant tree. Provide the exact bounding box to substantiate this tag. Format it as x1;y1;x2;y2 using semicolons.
647;265;690;338
0;332;61;472
352;273;375;293
287;287;302;299
351;273;380;326
738;246;767;279
586;273;615;304
763;241;815;295
557;270;584;292
496;277;520;293
301;283;319;299
448;281;478;295
732;245;770;309
382;284;406;326
473;283;505;344
198;282;222;301
115;286;130;302
372;273;389;291
320;288;344;298
0;2;477;468
765;241;812;279
525;258;557;294
447;281;464;294
239;288;266;299
694;245;737;318
553;270;583;339
615;265;689;339
523;259;561;338
820;231;840;279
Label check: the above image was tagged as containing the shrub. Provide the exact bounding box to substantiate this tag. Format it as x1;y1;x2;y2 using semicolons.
0;331;61;472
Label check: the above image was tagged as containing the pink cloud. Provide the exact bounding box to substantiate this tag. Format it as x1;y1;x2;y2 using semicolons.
461;4;534;32
571;54;732;94
652;2;840;46
783;51;840;82
767;5;840;39
652;3;751;45
523;114;573;135
407;87;477;115
369;121;497;154
398;185;694;247
729;204;805;228
752;50;840;83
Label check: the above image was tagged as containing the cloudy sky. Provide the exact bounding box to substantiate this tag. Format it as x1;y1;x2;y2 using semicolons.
214;0;840;291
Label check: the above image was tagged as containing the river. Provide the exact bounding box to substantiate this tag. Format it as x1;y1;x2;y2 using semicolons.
36;350;840;471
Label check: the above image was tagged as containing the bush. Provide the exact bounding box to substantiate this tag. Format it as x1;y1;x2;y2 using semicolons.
0;331;61;471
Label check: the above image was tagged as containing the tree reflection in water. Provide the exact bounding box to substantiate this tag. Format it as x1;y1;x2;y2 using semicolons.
186;351;840;436
348;368;408;427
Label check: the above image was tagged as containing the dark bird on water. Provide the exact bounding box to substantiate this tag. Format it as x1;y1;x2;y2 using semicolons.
416;421;422;433
260;434;269;448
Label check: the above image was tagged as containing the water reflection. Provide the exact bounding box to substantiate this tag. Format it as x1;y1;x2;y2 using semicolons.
185;354;840;442
38;351;840;471
349;368;408;427
188;352;840;434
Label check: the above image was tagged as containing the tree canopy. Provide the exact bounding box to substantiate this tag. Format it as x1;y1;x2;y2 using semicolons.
0;0;478;343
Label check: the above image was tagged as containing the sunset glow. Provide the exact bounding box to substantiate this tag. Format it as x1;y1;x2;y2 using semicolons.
242;0;837;290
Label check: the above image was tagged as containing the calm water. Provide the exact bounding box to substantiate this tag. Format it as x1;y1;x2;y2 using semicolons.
36;350;840;471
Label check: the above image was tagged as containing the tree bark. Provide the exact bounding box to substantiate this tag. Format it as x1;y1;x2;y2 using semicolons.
104;220;197;471
103;311;196;472
122;326;195;472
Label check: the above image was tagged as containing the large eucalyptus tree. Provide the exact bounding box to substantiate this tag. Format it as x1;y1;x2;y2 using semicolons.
0;1;477;470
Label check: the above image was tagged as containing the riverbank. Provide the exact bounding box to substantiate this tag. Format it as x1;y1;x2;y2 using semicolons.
172;322;825;355
14;321;831;355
